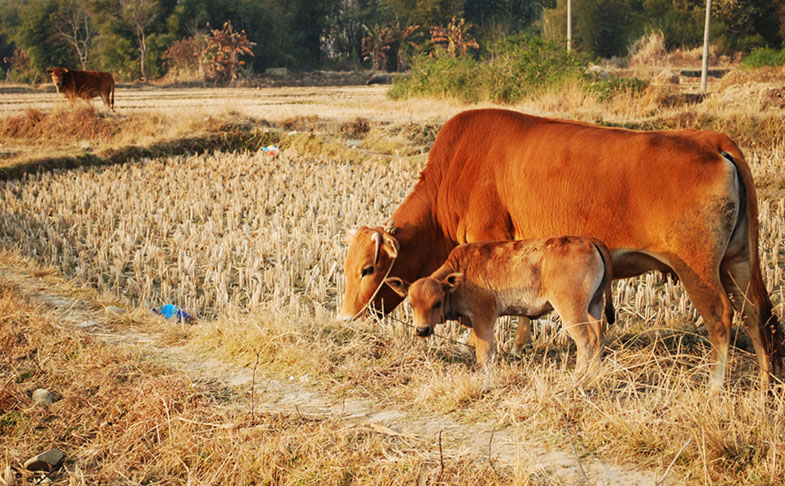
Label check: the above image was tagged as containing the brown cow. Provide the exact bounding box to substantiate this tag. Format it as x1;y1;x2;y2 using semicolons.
385;237;615;369
46;67;115;111
339;108;784;389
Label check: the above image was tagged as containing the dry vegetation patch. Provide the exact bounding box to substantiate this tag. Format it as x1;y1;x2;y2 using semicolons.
0;135;781;483
0;107;119;140
1;86;785;484
0;278;537;485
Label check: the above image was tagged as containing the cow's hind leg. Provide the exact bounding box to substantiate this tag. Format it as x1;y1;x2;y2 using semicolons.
720;257;782;388
671;259;735;389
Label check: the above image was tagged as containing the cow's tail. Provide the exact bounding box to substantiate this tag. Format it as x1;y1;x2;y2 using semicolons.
591;240;615;325
110;79;115;111
722;146;785;376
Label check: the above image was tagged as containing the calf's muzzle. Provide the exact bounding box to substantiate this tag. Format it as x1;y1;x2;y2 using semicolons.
415;326;433;337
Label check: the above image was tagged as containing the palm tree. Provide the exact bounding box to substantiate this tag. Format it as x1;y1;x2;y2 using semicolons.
430;17;479;57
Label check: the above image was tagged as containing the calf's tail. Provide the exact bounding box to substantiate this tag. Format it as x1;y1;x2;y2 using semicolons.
591;241;615;325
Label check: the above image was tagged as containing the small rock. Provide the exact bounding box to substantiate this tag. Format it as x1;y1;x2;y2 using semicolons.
23;448;65;472
366;73;392;85
105;306;125;315
32;389;53;405
77;320;98;328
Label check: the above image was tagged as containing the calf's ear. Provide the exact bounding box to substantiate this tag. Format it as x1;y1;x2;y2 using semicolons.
384;277;409;298
442;273;464;293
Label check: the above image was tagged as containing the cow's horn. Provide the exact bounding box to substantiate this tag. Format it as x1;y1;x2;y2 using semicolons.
384;219;397;234
371;231;383;264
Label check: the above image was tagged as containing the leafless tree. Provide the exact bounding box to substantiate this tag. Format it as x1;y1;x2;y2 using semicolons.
54;0;94;69
120;0;158;81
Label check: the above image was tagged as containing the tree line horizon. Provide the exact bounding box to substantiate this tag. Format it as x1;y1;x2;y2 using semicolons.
1;0;783;84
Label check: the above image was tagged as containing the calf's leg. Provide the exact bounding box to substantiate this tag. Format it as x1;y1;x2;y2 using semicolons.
511;316;532;357
555;302;603;371
471;312;497;367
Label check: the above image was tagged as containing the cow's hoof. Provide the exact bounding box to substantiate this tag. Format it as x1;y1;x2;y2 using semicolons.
511;343;533;359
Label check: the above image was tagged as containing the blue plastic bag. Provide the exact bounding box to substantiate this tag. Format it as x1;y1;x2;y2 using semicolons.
153;304;190;322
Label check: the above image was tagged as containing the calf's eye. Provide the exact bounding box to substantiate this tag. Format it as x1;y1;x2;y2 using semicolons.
433;301;442;310
361;266;374;277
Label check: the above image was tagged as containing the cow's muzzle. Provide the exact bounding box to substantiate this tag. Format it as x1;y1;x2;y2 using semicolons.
415;326;433;337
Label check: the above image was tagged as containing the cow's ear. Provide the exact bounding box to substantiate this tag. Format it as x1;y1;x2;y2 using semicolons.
385;277;409;298
442;273;464;293
344;228;357;245
64;68;69;73
383;233;399;258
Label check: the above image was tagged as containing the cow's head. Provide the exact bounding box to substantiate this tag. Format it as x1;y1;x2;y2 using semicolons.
385;273;463;337
46;67;69;91
338;226;400;320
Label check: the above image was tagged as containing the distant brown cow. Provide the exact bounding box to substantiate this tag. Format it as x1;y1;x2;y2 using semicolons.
46;67;115;111
385;236;615;370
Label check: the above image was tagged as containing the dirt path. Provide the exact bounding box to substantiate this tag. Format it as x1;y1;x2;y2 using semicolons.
1;262;660;486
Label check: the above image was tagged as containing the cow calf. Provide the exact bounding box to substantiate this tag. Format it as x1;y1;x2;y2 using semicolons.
385;236;615;369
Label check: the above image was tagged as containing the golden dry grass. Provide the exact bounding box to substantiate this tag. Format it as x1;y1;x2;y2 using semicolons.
1;81;784;484
1;277;543;485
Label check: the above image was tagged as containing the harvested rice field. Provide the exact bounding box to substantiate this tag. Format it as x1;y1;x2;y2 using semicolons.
1;78;785;485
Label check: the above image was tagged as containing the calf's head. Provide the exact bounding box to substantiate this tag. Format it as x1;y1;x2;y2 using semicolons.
385;273;463;337
338;226;400;321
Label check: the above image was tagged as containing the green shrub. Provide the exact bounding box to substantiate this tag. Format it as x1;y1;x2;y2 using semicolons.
589;76;649;101
389;35;592;104
388;54;483;102
741;47;785;68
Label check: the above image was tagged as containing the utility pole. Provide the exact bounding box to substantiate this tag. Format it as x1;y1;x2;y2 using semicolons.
701;0;711;93
567;0;572;52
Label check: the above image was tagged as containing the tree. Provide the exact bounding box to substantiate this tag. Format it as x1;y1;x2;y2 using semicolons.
12;0;75;80
53;0;94;69
573;0;640;58
120;0;158;80
361;23;393;69
203;21;254;83
386;0;464;29
430;17;479;57
390;21;421;71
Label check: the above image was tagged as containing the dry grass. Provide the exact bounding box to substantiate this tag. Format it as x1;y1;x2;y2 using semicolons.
0;104;247;169
0;277;543;485
628;30;667;66
1;83;784;484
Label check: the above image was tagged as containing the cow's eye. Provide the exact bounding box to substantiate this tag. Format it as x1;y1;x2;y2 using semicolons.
361;266;374;277
433;301;442;310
